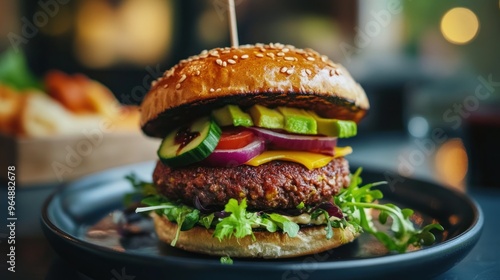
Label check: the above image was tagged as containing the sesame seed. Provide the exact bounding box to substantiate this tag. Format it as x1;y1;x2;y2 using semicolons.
307;57;315;61
201;49;208;55
195;70;200;76
335;68;342;75
151;80;158;87
222;50;230;54
179;74;187;83
210;52;220;58
255;53;264;58
305;69;312;75
266;53;275;58
286;69;294;75
210;88;215;92
284;56;295;61
269;43;275;48
222;61;227;67
233;55;238;60
277;52;285;57
175;83;181;89
163;84;168;88
216;59;223;66
260;47;266;52
282;48;290;53
280;66;288;73
321;55;328;62
275;43;284;49
227;59;236;64
241;54;249;59
164;69;174;77
216;88;222;92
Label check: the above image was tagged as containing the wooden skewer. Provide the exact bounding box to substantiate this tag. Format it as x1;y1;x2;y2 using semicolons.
227;0;239;47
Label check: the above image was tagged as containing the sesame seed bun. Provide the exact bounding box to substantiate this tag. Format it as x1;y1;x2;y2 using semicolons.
151;212;359;259
140;43;369;138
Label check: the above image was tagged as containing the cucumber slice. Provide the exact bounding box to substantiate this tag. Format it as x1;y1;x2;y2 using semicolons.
158;117;221;167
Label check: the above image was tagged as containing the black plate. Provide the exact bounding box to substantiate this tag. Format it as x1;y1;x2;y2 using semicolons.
41;162;483;280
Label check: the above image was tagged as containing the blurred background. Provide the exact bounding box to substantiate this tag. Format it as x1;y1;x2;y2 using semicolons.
0;1;499;279
0;0;500;188
2;0;498;190
1;0;499;188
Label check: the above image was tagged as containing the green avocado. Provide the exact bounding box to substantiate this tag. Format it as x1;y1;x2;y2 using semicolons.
307;111;357;138
248;105;284;129
212;105;254;127
277;107;317;134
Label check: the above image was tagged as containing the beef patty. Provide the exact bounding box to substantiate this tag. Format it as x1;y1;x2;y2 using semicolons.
153;158;350;210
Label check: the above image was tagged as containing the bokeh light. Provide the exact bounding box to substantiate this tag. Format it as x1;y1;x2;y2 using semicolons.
408;116;429;138
434;139;468;190
74;0;172;68
440;7;479;45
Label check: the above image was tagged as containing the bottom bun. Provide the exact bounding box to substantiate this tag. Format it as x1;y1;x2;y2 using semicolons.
151;212;359;258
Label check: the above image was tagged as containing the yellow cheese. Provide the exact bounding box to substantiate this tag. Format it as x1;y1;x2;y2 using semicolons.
245;146;352;170
334;146;353;158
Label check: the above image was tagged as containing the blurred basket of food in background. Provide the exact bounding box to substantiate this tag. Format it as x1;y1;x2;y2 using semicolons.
0;50;159;186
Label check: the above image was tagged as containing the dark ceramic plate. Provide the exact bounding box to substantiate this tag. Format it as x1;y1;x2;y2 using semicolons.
41;162;483;280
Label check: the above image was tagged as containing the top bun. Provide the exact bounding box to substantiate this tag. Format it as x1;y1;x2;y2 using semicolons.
141;43;369;138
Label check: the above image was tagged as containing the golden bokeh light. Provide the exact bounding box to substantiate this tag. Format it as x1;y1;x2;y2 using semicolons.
434;139;468;191
440;7;479;45
75;0;173;68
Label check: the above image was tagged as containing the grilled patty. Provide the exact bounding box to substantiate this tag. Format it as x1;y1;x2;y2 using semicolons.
153;158;350;210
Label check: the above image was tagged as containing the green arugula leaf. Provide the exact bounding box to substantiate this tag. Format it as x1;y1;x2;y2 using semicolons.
220;256;233;265
336;167;444;253
181;208;200;230
124;173;157;206
257;216;278;233
267;213;299;237
319;209;334;239
200;213;215;229
163;205;200;246
378;210;388;224
214;199;256;241
125;173;157;195
134;194;201;246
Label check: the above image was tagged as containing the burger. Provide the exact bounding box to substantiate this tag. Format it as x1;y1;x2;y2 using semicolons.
135;43;440;259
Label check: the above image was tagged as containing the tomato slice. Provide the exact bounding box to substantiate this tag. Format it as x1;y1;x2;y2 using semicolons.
216;128;255;150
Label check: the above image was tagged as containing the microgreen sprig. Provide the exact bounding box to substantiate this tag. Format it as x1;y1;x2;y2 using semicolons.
335;168;444;253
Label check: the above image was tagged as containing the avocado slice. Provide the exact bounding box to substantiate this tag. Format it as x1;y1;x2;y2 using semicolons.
307;111;357;138
248;105;284;129
277;107;317;134
212;105;254;127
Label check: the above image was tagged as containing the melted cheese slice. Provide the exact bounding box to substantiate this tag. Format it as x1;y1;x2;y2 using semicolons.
245;146;352;170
